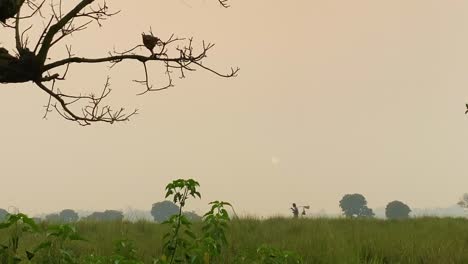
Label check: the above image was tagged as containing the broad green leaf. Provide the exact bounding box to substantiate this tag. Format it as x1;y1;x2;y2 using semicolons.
33;241;52;253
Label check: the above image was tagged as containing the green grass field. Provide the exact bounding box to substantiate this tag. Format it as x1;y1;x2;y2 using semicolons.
2;216;468;263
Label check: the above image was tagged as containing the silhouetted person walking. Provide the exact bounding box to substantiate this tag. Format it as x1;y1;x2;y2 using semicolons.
291;203;299;218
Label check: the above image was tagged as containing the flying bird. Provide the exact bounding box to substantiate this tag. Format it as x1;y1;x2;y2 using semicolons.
142;33;160;56
465;104;468;115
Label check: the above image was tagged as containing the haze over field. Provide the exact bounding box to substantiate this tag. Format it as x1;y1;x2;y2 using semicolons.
2;0;468;217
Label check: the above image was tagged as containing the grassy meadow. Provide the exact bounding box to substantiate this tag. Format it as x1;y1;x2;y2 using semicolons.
2;216;468;263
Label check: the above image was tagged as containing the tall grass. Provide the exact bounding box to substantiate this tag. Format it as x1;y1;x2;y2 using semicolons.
228;216;468;263
2;216;468;263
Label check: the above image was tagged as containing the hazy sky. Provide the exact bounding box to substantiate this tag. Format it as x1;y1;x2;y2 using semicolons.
2;0;468;217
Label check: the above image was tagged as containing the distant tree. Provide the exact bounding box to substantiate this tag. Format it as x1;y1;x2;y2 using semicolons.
59;209;79;223
151;201;179;223
45;213;61;223
385;200;411;220
359;206;375;218
183;211;202;222
339;193;374;218
85;210;123;221
101;210;124;221
457;193;468;210
84;212;104;221
0;208;8;222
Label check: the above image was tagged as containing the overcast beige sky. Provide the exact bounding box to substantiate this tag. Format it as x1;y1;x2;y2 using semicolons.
2;0;468;217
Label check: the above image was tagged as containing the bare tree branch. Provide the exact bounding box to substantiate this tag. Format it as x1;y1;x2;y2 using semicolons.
35;78;137;125
0;0;237;125
36;0;95;65
218;0;231;8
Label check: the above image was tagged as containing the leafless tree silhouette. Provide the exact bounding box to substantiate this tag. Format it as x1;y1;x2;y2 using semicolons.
0;0;238;125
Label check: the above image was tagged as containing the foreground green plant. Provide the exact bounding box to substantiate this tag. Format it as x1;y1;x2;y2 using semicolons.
0;179;304;263
197;201;232;262
0;213;39;263
156;179;235;264
34;224;86;263
83;238;143;264
157;179;201;264
255;245;303;264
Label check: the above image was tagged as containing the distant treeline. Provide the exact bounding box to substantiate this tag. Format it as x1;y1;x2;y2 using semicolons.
2;193;466;223
0;200;201;223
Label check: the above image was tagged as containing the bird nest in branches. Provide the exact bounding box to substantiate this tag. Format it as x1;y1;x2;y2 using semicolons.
0;48;41;83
